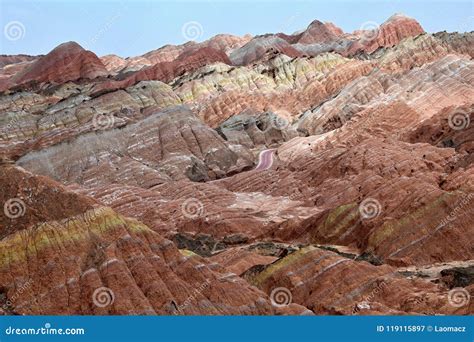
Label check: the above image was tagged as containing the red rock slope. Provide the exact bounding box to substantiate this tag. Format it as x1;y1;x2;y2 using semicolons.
2;42;108;91
0;13;472;316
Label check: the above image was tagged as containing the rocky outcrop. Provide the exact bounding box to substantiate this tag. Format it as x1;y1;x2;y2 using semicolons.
0;165;308;315
0;164;95;239
291;20;344;45
347;13;424;55
0;54;38;68
91;46;231;96
3;42;108;91
229;36;303;66
298;54;474;134
143;34;252;64
245;246;472;314
217;110;300;147
1;13;473;316
229;14;424;65
100;54;152;74
17;106;255;184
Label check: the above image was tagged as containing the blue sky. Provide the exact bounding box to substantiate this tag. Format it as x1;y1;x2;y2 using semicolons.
0;0;473;57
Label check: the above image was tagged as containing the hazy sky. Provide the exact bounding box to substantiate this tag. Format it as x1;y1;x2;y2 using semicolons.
1;0;473;57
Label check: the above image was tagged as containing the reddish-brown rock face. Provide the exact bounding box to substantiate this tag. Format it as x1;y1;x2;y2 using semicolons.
100;54;153;74
0;54;38;68
229;14;424;65
292;20;344;45
91;46;231;96
0;165;311;315
349;13;425;55
0;13;473;316
244;246;473;315
142;34;252;65
3;42;108;91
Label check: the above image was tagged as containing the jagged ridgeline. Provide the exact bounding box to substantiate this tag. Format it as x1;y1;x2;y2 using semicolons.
0;13;473;315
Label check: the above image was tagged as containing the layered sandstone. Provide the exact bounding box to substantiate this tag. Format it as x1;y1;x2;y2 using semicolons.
0;13;473;316
0;165;309;315
3;42;108;91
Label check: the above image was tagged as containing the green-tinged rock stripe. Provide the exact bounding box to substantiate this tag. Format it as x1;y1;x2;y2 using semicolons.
368;191;461;249
179;249;199;258
313;203;359;242
0;207;151;269
251;246;317;287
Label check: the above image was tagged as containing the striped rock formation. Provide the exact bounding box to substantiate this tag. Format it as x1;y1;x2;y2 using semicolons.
0;13;473;315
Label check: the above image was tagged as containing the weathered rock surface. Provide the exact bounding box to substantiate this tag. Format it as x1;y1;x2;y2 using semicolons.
0;165;309;315
17;106;255;184
2;42;108;92
0;54;38;68
217;110;300;147
143;34;252;64
91;47;231;96
245;246;473;315
100;54;152;74
348;13;424;55
229;14;424;65
1;13;473;316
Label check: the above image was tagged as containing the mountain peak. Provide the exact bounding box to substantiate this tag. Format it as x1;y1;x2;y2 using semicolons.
296;19;344;44
9;41;108;89
386;12;412;22
51;41;85;52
